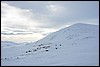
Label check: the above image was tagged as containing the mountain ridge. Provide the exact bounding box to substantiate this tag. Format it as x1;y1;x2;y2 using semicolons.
35;23;99;44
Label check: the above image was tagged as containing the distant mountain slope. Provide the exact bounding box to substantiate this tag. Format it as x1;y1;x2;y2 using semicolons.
1;41;19;47
1;23;99;66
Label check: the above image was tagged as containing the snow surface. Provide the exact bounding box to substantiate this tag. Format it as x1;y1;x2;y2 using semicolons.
1;23;99;66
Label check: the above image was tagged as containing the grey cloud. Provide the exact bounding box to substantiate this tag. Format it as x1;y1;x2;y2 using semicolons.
5;1;99;28
2;1;99;32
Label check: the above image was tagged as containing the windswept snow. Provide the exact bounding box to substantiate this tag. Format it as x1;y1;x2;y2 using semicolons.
1;23;99;66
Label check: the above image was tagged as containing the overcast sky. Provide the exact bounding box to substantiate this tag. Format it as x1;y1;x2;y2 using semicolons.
1;1;99;43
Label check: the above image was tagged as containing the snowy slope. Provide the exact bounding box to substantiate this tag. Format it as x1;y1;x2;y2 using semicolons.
1;23;99;66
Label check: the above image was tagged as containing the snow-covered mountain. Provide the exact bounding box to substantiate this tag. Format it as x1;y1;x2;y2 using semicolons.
1;23;99;66
1;41;19;47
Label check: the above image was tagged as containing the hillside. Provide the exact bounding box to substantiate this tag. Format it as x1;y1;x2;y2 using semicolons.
1;23;99;66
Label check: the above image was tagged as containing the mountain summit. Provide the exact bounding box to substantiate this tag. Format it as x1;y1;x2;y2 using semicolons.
36;23;99;43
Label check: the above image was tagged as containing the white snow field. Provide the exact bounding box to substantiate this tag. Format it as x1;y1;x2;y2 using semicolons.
1;23;99;66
